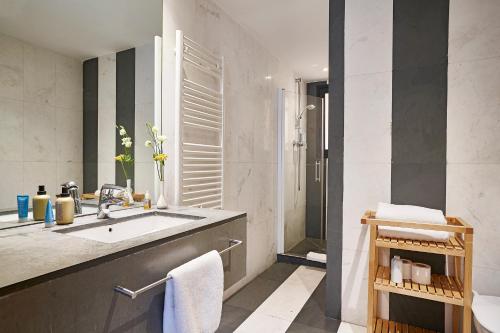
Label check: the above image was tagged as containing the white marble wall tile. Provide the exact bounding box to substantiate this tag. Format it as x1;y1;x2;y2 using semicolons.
342;248;369;325
447;164;500;273
23;161;58;202
0;161;24;209
472;266;500;296
97;162;116;190
0;34;82;210
448;58;500;163
23;102;56;162
0;34;23;100
345;0;393;76
449;0;500;64
23;44;56;106
56;108;83;162
345;72;392;164
55;54;82;110
134;162;155;194
56;162;83;194
0;97;23;161
97;54;116;186
135;43;155;106
135;103;154;163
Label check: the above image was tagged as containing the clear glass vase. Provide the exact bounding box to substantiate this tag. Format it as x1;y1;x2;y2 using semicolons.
156;180;167;209
126;179;134;204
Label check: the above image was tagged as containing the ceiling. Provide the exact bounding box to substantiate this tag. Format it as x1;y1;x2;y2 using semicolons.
0;0;162;61
213;0;329;81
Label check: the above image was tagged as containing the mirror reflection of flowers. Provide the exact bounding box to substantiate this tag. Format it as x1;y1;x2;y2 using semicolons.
115;125;134;180
145;123;167;181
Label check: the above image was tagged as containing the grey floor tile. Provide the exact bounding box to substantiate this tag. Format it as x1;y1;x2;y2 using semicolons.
286;322;338;333
292;278;341;332
216;304;252;333
224;277;282;311
258;262;299;284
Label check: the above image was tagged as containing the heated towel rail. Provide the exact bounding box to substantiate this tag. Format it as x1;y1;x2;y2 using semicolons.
174;30;224;209
114;239;242;299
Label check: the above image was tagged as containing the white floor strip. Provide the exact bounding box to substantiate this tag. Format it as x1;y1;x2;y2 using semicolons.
338;322;367;333
234;265;326;333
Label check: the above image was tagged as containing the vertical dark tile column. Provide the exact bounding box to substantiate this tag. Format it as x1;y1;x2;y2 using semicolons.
326;0;344;319
83;58;98;193
391;0;449;331
115;48;135;187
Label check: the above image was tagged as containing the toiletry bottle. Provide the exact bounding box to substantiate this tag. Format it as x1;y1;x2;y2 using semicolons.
33;185;50;221
390;255;403;284
55;187;75;225
44;199;55;228
17;195;29;222
144;191;152;210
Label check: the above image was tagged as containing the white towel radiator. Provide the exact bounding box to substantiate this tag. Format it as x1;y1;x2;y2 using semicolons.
174;30;224;209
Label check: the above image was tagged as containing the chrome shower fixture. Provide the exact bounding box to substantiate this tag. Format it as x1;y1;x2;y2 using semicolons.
296;104;317;122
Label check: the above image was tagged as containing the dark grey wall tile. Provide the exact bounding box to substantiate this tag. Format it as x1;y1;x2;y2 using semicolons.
392;65;447;164
393;0;449;70
391;163;447;211
83;58;98;193
115;48;135;187
326;0;345;319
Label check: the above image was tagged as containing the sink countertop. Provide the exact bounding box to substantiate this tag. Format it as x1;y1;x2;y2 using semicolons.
0;206;246;294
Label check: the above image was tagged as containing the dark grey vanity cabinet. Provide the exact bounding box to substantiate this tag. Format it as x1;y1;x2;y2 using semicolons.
0;217;246;333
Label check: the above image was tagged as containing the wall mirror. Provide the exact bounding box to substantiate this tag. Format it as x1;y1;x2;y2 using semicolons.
0;0;162;229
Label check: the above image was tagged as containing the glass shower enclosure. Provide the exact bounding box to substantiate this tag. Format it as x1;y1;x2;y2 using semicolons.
277;88;326;262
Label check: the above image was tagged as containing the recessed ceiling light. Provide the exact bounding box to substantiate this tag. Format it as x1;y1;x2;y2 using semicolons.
264;75;272;80
322;67;328;72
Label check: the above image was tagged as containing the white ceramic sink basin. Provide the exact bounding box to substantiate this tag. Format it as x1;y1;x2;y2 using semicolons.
56;211;204;243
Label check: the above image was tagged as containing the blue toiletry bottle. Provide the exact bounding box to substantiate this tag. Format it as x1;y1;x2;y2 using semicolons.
45;199;55;228
17;195;29;222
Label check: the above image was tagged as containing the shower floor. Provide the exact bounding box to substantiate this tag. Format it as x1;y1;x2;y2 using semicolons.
287;237;326;257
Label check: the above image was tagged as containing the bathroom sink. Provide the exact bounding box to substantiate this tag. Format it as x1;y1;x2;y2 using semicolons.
55;211;205;243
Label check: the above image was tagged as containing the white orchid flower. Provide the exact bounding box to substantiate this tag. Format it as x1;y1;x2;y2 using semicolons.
119;128;126;136
151;126;159;134
145;140;153;147
124;141;132;148
158;135;167;142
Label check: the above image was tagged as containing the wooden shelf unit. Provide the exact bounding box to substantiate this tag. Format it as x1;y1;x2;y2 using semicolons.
361;210;473;333
374;318;438;333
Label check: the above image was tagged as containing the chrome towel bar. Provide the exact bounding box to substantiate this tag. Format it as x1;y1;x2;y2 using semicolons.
114;239;243;299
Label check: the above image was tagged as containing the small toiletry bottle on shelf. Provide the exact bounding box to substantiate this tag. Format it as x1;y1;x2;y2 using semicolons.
44;199;55;228
17;195;29;222
390;255;403;284
33;185;50;221
55;187;74;225
143;191;152;210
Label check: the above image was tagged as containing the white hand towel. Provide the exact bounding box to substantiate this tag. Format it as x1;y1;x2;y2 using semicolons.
163;250;223;333
306;251;327;263
375;202;447;224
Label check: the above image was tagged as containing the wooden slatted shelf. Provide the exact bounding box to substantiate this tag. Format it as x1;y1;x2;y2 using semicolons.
373;318;439;333
361;210;473;333
374;266;464;306
375;235;465;257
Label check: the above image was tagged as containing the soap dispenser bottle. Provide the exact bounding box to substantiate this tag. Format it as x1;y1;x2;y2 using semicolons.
391;255;403;284
33;185;50;221
55;187;75;225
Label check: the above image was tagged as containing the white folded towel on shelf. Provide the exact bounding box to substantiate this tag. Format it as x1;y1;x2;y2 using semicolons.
375;202;447;224
306;251;327;263
375;203;450;242
163;250;223;333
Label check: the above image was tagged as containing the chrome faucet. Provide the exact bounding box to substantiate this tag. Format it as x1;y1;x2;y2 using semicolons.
61;181;82;214
97;184;127;219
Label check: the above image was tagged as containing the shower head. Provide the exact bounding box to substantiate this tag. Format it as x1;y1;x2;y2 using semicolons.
297;104;317;120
